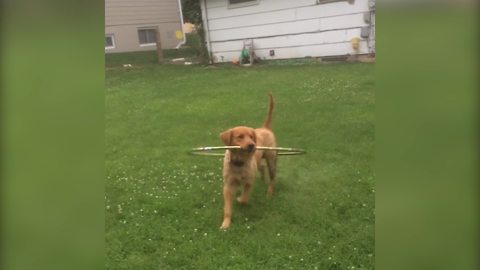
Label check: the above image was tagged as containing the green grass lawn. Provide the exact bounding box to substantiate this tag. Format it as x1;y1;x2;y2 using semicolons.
106;62;374;269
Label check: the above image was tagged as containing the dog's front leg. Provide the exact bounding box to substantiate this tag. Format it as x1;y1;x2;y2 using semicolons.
237;183;252;204
220;183;236;230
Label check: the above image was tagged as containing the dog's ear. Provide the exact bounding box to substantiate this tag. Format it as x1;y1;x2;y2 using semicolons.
251;129;257;143
220;129;232;145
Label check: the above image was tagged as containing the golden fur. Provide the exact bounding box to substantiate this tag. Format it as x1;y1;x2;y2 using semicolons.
219;94;277;229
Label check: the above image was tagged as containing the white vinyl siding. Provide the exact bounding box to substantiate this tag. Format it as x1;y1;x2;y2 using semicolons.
105;0;183;53
105;0;180;27
202;0;375;62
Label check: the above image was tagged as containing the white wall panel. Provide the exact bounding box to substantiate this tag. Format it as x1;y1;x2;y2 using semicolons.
205;0;226;9
260;28;362;48
206;0;315;19
203;0;374;61
210;19;320;41
211;28;363;53
211;40;369;62
294;0;368;20
320;13;365;30
209;13;366;42
208;0;369;30
208;9;295;31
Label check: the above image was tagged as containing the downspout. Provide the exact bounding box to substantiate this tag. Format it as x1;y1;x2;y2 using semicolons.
368;0;375;54
175;0;186;48
201;0;213;63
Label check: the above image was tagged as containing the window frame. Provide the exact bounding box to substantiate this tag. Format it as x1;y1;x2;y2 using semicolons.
137;27;158;47
227;0;259;9
105;34;115;50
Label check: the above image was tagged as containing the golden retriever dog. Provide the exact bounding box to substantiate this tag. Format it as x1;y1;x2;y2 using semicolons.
219;93;277;229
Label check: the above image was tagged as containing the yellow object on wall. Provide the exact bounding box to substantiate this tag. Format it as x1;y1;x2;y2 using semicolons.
175;30;183;40
351;37;360;51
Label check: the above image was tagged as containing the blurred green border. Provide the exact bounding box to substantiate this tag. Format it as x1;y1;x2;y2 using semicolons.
376;4;478;270
1;1;105;270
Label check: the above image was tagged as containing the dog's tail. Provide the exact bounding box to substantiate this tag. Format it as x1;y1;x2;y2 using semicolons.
262;93;274;130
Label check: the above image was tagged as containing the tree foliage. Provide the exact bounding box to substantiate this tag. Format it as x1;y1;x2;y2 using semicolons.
181;0;210;64
181;0;202;25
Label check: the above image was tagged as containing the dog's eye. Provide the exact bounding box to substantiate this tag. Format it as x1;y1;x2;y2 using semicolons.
238;134;244;139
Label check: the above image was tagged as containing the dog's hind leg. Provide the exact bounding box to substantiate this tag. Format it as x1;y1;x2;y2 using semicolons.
265;153;277;197
258;163;266;182
256;153;267;182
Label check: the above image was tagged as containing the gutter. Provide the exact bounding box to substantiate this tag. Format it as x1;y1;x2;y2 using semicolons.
175;0;187;49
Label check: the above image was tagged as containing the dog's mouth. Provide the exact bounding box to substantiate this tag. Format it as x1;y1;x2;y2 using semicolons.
232;145;256;154
229;145;255;167
230;160;245;167
238;144;256;153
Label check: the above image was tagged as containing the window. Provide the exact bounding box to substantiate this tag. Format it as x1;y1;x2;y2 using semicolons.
105;35;115;49
138;28;157;46
228;0;258;8
229;0;255;4
316;0;354;4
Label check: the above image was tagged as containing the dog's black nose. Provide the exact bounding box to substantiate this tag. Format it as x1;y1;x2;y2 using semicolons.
247;144;255;152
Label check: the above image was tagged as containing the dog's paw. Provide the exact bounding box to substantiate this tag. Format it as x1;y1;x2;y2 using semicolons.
237;197;248;205
266;187;274;197
220;219;231;230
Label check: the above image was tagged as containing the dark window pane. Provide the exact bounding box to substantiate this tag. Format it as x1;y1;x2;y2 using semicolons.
138;30;147;44
105;36;113;47
138;29;156;45
146;29;156;43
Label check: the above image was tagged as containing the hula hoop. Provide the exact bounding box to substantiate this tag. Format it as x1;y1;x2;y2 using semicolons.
188;146;306;157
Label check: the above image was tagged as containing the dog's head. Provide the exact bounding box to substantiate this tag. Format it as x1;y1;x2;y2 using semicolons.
220;126;256;154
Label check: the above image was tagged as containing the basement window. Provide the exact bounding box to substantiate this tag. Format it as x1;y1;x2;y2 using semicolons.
228;0;259;8
105;35;115;49
138;28;157;46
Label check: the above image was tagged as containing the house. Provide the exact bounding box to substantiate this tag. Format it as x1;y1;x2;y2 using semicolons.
105;0;185;53
199;0;375;63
